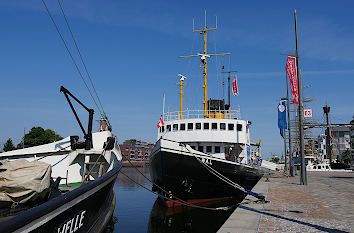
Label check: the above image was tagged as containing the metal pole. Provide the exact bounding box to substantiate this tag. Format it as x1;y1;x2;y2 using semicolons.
285;73;294;176
283;131;288;174
228;75;231;107
294;9;307;185
162;94;165;121
323;105;331;163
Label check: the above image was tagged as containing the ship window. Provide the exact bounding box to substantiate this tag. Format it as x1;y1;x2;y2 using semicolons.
180;123;185;131
228;124;234;131
167;125;171;132
196;123;201;130
317;166;321;169
188;123;193;130
173;124;178;131
215;146;220;153
161;126;165;132
220;123;226;130
212;123;217;130
204;123;209;130
237;124;242;131
198;146;203;152
206;146;212;153
326;166;329;169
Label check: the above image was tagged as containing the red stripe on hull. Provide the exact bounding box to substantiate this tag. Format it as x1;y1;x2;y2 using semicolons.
164;196;233;208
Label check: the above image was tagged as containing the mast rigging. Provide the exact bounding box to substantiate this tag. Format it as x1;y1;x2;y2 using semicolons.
180;15;230;118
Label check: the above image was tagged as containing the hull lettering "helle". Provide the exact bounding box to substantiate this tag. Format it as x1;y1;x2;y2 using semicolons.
57;210;86;233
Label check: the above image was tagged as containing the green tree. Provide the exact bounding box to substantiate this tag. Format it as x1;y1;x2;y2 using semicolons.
3;138;16;152
17;127;63;148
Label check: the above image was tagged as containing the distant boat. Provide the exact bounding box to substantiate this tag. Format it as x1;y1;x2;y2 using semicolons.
149;17;264;207
306;161;331;171
0;87;122;233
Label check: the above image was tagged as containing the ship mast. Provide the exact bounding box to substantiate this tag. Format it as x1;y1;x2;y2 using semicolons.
177;74;187;119
180;13;231;118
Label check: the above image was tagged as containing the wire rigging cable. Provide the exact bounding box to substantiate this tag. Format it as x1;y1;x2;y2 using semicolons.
56;0;109;124
41;0;104;118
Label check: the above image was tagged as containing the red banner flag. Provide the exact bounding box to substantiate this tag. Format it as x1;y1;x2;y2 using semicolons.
232;75;239;96
286;56;299;104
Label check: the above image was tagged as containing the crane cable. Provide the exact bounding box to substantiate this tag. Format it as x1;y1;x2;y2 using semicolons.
56;0;111;126
41;0;102;117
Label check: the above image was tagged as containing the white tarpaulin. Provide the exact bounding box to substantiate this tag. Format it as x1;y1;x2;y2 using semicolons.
0;159;51;204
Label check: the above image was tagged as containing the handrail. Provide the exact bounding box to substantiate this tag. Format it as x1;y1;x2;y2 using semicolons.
163;109;241;121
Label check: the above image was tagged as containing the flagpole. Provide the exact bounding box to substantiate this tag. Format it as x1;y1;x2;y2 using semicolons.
283;111;288;175
162;93;165;121
279;99;288;174
294;9;307;185
286;70;294;176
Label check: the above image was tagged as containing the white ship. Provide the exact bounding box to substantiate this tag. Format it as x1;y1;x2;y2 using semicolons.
149;16;264;206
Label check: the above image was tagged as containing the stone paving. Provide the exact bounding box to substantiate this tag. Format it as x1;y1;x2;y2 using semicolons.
258;171;354;233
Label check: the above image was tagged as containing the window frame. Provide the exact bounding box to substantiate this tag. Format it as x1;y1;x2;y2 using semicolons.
237;124;242;131
196;122;201;130
203;122;210;130
206;146;212;153
228;124;234;131
215;146;220;153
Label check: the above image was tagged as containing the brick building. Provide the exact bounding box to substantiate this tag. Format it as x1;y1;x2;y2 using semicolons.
119;139;154;161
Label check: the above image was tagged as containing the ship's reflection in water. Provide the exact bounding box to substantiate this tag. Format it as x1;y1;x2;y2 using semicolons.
148;197;240;233
115;167;241;233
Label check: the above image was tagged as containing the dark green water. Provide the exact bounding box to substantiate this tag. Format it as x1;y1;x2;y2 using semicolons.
113;167;238;233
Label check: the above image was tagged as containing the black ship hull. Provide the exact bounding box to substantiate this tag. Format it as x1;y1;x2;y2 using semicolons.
150;143;262;204
0;163;122;233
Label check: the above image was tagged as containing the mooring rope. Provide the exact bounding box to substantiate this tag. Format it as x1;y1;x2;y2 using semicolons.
119;169;232;211
120;153;234;211
182;143;265;201
159;138;265;201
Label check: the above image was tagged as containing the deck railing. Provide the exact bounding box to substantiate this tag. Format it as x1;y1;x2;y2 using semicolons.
163;109;241;121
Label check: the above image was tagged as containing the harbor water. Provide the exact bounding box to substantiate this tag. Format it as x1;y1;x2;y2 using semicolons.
113;167;238;233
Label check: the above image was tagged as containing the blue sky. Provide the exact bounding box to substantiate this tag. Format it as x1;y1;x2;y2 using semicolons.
0;0;353;157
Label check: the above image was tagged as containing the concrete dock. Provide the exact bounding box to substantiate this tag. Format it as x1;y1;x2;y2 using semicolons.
218;171;354;233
